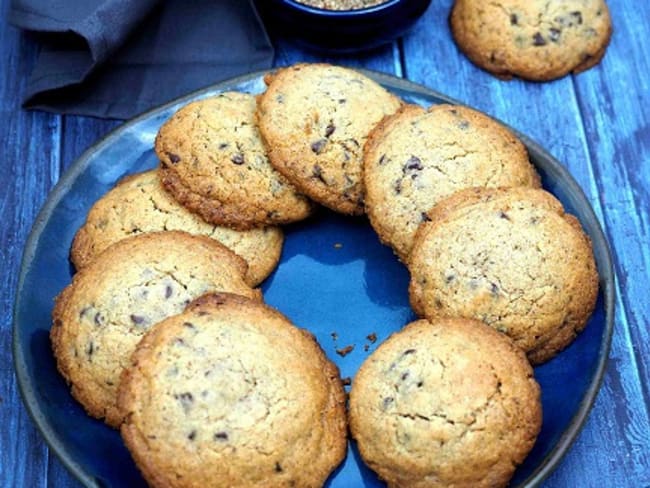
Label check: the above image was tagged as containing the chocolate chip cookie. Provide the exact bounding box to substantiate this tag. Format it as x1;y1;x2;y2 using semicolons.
119;293;347;488
450;0;612;80
71;170;284;286
409;187;599;364
257;63;402;215
156;92;313;229
364;104;539;261
51;232;261;427
349;318;542;488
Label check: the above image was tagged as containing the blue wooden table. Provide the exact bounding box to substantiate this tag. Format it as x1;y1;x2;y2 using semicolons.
2;0;649;486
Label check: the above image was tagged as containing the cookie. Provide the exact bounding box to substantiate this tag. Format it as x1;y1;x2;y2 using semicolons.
119;293;347;488
257;63;402;215
349;318;542;488
71;170;284;286
408;187;599;364
450;0;612;81
51;232;261;427
156;92;313;229
364;104;540;261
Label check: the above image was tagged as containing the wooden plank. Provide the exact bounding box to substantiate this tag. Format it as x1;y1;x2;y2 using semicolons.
60;116;122;171
272;38;402;74
572;0;650;402
400;0;650;485
0;10;61;487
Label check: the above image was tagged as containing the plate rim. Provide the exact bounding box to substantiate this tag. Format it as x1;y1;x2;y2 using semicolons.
12;68;615;488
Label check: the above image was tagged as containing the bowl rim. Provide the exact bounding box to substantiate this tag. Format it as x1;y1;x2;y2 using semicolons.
12;67;615;488
274;0;404;16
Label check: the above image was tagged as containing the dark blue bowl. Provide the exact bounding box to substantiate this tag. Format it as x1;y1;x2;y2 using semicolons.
14;70;614;488
254;0;431;52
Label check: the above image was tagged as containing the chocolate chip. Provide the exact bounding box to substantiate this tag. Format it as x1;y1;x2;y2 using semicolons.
499;211;511;220
403;349;416;355
275;463;283;473
231;153;245;165
378;154;387;165
549;28;561;42
401;372;410;381
533;32;547;46
394;179;402;194
490;282;500;296
311;139;327;154
338;98;346;104
188;430;196;441
86;341;94;356
275;94;284;104
214;432;228;441
174;338;186;346
78;306;90;319
445;274;455;284
218;143;229;150
176;392;194;413
530;216;540;225
383;397;394;409
312;164;326;184
166;152;181;164
130;314;145;325
94;312;104;326
165;285;173;299
510;13;518;25
458;120;470;130
421;212;431;222
183;322;196;329
571;11;583;24
403;156;423;175
325;122;336;138
417;381;424;388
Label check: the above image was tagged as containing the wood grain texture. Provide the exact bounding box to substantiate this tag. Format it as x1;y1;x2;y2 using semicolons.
0;11;60;488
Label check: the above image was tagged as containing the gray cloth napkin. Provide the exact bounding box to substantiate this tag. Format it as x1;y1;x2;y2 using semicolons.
9;0;274;119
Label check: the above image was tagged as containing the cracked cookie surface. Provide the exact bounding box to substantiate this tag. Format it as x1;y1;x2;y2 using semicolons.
156;92;312;229
257;63;402;215
364;104;539;261
51;232;261;428
119;293;347;488
408;187;599;364
71;170;284;286
349;318;542;488
451;0;612;80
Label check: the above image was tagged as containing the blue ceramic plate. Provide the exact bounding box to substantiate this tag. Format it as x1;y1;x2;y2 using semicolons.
13;70;614;488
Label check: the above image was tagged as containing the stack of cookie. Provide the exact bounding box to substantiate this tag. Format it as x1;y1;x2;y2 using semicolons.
51;62;598;488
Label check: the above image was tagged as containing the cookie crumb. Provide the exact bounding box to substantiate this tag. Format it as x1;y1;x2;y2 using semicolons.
342;377;352;386
336;345;354;357
334;243;343;249
366;332;377;343
331;332;338;341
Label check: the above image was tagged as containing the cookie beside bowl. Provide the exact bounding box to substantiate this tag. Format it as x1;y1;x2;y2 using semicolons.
254;0;431;52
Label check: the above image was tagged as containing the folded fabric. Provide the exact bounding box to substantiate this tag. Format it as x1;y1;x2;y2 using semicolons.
9;0;275;119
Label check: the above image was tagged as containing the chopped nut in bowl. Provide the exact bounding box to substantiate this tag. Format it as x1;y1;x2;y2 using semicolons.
254;0;431;52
